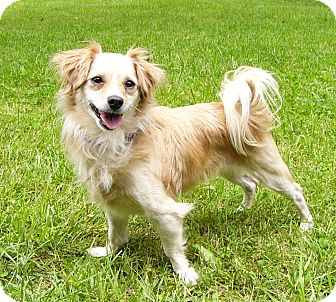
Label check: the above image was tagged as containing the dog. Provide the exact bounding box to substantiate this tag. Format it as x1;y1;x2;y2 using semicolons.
52;42;314;285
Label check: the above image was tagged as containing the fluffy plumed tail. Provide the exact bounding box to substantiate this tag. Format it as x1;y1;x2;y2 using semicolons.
219;66;282;155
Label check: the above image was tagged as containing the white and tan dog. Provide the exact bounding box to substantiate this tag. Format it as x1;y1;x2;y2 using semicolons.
52;42;313;284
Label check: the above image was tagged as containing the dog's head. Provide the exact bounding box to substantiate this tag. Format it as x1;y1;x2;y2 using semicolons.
52;42;165;131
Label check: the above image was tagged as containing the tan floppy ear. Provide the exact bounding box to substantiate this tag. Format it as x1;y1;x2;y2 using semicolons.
52;41;102;91
127;48;165;99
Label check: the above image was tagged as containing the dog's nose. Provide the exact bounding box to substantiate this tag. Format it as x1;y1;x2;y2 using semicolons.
107;95;124;111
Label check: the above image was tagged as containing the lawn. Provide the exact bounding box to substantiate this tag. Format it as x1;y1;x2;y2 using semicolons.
0;0;335;301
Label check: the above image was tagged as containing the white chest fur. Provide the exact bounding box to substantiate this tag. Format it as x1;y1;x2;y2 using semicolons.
62;117;134;193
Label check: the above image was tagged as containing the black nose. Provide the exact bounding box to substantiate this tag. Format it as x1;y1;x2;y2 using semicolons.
107;95;124;111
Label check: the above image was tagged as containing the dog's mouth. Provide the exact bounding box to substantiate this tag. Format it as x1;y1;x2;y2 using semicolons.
89;103;123;130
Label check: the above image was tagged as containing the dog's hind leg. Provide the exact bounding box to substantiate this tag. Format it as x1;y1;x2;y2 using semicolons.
250;143;314;231
88;210;129;257
263;175;314;231
223;171;259;211
235;176;258;212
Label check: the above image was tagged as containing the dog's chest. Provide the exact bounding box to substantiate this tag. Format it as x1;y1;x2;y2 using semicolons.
71;138;132;192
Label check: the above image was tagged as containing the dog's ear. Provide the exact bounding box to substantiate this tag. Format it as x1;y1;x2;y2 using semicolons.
52;41;102;91
127;48;165;99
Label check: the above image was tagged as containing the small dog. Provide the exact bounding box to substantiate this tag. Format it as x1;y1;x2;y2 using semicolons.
52;42;313;284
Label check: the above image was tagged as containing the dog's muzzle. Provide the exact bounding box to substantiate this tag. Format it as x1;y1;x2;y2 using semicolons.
89;102;123;130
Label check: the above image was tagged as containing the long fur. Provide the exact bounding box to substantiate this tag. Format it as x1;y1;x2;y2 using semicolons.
219;66;282;155
52;43;313;285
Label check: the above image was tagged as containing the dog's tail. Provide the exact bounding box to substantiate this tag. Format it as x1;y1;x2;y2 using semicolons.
218;66;282;155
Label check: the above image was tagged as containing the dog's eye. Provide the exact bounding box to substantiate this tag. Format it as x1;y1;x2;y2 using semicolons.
125;80;136;88
91;76;103;85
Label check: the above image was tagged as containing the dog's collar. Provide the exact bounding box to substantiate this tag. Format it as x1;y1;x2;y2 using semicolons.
126;131;139;142
81;129;140;144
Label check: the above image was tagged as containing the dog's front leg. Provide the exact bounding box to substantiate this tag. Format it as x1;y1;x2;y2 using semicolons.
127;169;198;284
141;196;198;283
149;210;199;285
88;209;129;257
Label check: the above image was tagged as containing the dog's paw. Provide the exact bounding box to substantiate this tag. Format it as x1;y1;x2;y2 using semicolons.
87;246;111;257
236;205;246;212
300;221;314;231
177;267;199;286
236;203;252;212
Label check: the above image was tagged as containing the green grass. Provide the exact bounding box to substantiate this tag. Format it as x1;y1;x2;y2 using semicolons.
0;0;335;301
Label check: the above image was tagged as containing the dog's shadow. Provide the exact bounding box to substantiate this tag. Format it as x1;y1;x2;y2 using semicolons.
68;190;298;281
110;194;297;273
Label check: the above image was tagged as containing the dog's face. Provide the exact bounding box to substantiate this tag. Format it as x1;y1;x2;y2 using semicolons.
84;53;140;130
52;42;165;131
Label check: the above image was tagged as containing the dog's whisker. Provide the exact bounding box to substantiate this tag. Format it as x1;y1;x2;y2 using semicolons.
129;104;149;119
129;104;154;129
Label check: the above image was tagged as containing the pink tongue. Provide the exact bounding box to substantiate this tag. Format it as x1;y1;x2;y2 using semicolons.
100;112;123;130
